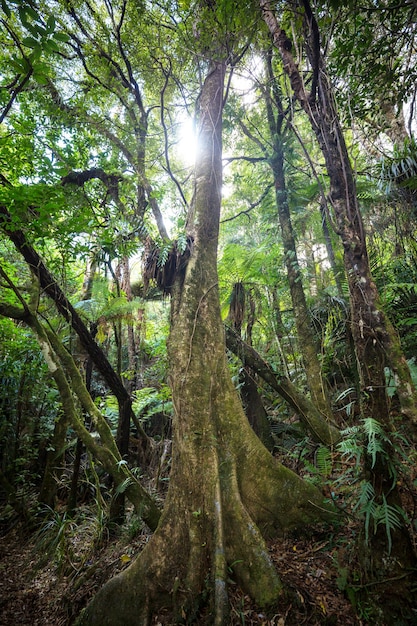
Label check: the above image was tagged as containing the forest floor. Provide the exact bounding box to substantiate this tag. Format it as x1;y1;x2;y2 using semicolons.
0;514;360;626
0;443;416;625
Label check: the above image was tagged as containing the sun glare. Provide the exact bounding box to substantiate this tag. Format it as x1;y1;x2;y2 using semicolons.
176;117;197;166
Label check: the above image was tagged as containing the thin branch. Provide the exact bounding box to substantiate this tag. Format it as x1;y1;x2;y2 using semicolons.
237;117;270;155
0;19;33;123
222;156;266;164
159;62;189;208
221;183;274;223
0;268;30;318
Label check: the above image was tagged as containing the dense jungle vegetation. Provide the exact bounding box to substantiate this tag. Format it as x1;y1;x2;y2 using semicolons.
1;1;417;624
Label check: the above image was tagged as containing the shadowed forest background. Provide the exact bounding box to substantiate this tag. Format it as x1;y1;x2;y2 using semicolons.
1;1;417;624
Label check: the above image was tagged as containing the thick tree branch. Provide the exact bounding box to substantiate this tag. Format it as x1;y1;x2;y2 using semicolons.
225;325;340;445
260;0;309;105
61;167;122;188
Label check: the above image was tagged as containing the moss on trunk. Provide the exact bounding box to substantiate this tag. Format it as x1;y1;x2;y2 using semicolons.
77;59;336;626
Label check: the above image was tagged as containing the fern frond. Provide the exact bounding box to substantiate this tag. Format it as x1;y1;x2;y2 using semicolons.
157;241;172;268
375;496;405;554
362;418;388;468
114;476;134;497
361;417;384;438
316;446;332;476
354;480;375;512
176;232;188;254
337;437;363;467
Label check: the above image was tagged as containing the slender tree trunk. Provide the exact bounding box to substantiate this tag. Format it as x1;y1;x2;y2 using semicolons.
67;437;83;516
67;257;96;516
270;140;334;423
239;367;274;449
77;59;335;626
225;325;340;444
0;299;161;531
320;202;344;296
120;256;138;393
261;51;335;432
260;0;417;427
261;0;417;615
228;282;274;448
39;410;70;508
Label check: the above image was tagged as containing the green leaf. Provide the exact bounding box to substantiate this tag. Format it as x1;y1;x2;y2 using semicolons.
9;57;31;73
33;72;49;85
43;39;60;53
22;36;39;48
46;15;56;33
23;6;39;22
53;32;70;43
316;446;332;476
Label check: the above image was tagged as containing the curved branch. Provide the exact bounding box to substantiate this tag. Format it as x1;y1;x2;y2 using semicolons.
220;183;274;223
225;325;341;445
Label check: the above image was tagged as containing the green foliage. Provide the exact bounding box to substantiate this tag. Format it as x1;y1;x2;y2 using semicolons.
336;418;410;553
326;1;417;118
132;385;172;427
299;445;334;489
157;239;173;268
0;317;59;485
99;385;172;437
354;482;408;554
34;505;77;571
379;138;417;195
34;502;112;573
1;0;70;91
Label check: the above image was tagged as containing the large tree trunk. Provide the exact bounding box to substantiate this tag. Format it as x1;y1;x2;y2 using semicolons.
77;60;335;626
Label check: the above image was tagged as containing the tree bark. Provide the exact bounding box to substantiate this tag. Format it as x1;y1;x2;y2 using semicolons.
260;0;417;612
263;51;335;429
0;300;161;531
